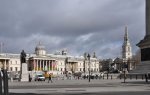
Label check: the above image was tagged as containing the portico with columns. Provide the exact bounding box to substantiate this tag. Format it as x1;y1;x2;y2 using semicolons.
28;42;58;72
29;57;57;72
0;57;10;70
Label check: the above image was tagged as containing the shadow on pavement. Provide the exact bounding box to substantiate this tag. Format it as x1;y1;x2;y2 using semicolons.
9;91;150;95
124;81;150;85
9;93;48;95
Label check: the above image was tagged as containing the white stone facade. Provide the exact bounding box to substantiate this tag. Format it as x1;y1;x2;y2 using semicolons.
9;57;20;72
0;54;20;72
0;43;100;75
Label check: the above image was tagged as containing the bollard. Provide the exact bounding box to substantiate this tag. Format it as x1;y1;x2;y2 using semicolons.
130;75;132;80
145;74;148;83
136;75;137;80
3;70;9;95
0;71;2;95
142;75;143;80
103;75;104;80
120;75;121;80
111;75;112;80
107;74;108;80
130;75;131;80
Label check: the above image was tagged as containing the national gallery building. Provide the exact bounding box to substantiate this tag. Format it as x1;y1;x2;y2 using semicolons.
0;43;100;75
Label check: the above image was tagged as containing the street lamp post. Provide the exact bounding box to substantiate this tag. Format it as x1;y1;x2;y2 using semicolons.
83;53;87;79
123;68;126;83
87;54;91;82
65;57;68;77
123;62;127;83
83;59;85;77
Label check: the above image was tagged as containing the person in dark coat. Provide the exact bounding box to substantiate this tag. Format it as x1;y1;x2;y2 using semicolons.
48;74;53;83
29;74;32;82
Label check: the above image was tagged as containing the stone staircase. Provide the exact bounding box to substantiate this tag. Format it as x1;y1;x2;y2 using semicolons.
129;61;150;74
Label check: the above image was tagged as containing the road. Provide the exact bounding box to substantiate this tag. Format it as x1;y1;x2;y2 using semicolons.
9;91;150;95
8;79;150;95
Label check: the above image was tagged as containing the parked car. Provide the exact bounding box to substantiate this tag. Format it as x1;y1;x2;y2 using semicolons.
13;74;20;80
34;74;45;81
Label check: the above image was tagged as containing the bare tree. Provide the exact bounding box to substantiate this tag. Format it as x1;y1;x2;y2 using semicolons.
132;49;141;69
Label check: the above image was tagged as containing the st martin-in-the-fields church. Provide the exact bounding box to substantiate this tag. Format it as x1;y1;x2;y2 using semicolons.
110;26;134;72
122;26;133;70
122;26;132;59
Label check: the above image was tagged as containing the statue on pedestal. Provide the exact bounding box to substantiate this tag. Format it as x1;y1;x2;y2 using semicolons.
20;50;26;63
20;50;28;82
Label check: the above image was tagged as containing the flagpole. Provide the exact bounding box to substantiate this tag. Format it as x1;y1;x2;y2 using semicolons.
0;42;3;54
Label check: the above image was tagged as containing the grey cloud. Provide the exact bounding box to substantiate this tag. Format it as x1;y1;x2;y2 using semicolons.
0;0;145;59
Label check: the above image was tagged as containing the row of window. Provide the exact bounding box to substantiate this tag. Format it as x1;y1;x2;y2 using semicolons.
58;62;98;67
10;60;19;64
57;68;99;72
10;67;18;71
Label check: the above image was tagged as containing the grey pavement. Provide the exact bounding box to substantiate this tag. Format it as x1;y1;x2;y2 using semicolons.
8;79;150;95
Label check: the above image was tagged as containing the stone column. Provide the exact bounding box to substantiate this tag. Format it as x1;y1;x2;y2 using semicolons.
37;60;38;71
52;60;53;71
47;60;49;71
40;60;41;71
4;59;6;70
46;60;48;71
137;0;150;62
33;59;36;71
8;60;10;71
146;0;150;36
43;60;45;71
42;60;44;71
48;60;51;71
41;60;43;71
49;60;51;71
41;60;42;71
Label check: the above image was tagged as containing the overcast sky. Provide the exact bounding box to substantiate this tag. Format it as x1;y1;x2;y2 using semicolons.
0;0;145;59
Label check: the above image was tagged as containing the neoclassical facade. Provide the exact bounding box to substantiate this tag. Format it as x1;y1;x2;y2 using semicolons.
0;54;20;72
28;43;100;74
0;43;100;75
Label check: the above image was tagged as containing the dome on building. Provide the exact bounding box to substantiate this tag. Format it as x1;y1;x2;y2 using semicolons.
35;42;46;56
35;44;45;51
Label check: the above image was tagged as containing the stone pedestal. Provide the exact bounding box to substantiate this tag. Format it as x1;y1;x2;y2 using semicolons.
21;63;29;82
130;61;150;74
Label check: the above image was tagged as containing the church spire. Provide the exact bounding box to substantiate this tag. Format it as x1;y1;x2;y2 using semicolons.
122;25;132;59
124;25;129;42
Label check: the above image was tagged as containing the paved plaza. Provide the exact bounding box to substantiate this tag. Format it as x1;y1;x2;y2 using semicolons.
8;79;150;95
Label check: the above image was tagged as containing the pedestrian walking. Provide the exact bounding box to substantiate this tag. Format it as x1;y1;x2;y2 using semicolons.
29;74;32;82
48;74;53;83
